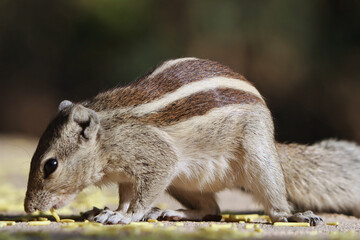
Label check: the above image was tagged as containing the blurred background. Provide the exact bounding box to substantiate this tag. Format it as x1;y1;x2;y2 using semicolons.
0;0;359;143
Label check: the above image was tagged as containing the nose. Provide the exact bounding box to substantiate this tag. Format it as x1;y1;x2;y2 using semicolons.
24;196;37;213
24;204;36;213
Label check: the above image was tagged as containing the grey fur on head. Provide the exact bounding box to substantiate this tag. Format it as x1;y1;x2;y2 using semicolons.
58;100;73;112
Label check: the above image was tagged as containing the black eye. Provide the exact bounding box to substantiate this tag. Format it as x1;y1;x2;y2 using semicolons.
44;158;58;178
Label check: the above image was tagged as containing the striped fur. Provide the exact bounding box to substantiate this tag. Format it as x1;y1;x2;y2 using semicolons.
138;88;262;126
86;58;255;109
26;57;360;226
131;77;263;115
146;57;199;80
87;58;263;126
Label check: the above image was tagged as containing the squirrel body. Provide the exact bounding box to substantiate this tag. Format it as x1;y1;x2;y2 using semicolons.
25;58;360;225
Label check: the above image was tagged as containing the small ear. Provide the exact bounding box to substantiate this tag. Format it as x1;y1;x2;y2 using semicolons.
71;105;100;140
58;100;73;112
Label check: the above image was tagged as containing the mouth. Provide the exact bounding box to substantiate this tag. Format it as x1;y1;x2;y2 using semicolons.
24;193;77;213
52;193;77;210
52;199;69;209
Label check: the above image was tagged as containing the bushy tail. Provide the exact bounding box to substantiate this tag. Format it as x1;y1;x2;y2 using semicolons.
276;139;360;216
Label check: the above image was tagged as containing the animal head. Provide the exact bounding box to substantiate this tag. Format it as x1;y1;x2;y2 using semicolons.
24;100;104;213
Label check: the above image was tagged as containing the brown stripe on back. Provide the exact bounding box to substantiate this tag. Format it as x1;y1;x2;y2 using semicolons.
137;88;263;126
85;59;251;111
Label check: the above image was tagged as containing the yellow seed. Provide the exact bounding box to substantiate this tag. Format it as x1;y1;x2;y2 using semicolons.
229;215;245;221
0;221;16;226
254;224;262;233
326;222;339;226
273;222;310;227
221;214;230;219
84;220;89;223
28;220;51;226
50;208;60;222
226;214;259;222
60;219;75;223
38;217;48;221
147;219;158;223
210;223;232;229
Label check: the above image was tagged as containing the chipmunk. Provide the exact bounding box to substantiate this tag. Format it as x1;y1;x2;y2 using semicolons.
24;57;360;225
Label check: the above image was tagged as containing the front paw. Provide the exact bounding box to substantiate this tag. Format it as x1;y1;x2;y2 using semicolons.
161;209;186;221
142;207;164;221
95;209;131;224
82;207;131;224
81;206;103;221
159;209;221;221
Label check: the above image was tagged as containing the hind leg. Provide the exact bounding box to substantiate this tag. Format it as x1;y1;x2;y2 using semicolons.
237;109;295;223
158;186;221;221
116;182;134;212
239;109;323;225
288;211;322;226
240;143;292;223
239;139;323;225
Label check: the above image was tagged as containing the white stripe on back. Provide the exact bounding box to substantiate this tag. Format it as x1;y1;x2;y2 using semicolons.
147;57;199;79
130;76;263;116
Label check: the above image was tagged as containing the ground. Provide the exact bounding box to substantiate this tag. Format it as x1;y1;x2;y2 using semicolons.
0;135;359;239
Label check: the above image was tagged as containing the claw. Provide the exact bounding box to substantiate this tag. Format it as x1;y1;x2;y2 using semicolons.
287;211;323;226
142;207;164;221
81;206;103;221
160;209;186;221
